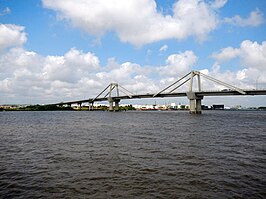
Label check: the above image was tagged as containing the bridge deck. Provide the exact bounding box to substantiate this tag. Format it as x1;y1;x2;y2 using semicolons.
50;89;266;106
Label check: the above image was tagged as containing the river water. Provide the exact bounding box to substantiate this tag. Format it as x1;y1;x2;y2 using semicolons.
0;110;265;198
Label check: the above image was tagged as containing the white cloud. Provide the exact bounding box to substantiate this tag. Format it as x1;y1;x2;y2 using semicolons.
1;20;265;106
42;0;222;46
183;39;266;93
211;47;239;62
0;47;42;77
0;24;27;52
212;40;266;70
224;9;264;27
159;50;198;77
42;48;100;83
0;79;11;93
0;7;11;16
0;43;200;103
0;47;103;103
172;0;219;42
0;44;159;103
239;40;266;70
94;59;158;94
211;40;266;89
211;0;228;9
159;44;168;52
1;42;265;106
197;65;249;91
236;69;248;80
64;48;100;70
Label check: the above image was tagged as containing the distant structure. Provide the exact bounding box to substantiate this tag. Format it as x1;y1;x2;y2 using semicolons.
212;104;224;110
48;71;266;114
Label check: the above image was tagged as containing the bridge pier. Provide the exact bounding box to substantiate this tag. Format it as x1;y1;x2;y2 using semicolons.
108;98;114;111
108;98;120;112
189;99;202;114
89;103;94;111
114;99;120;112
187;92;203;114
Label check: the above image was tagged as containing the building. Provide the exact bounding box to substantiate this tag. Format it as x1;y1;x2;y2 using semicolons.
212;104;224;110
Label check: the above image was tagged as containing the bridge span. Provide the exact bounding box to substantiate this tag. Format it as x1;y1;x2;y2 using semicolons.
49;71;266;114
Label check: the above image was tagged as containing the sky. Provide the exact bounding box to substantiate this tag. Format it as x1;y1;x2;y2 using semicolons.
0;0;266;107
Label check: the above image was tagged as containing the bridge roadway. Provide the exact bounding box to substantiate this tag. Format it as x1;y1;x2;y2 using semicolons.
51;89;266;106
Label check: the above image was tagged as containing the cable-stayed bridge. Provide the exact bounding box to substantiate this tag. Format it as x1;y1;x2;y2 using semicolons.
50;71;266;114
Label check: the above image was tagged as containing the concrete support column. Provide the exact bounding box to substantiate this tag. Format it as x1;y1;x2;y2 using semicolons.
114;100;120;112
187;92;203;114
196;99;202;114
108;98;114;111
189;99;196;114
89;103;94;111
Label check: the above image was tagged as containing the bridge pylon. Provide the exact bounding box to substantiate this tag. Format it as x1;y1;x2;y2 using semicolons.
92;83;134;111
154;70;246;114
153;71;203;113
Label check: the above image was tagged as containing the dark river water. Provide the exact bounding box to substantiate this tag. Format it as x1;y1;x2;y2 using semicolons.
0;110;265;198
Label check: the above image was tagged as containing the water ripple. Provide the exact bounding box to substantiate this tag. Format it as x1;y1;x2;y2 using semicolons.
0;111;265;198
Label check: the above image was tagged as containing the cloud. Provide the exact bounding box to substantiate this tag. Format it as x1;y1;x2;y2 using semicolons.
0;41;199;103
1;42;265;105
210;40;266;89
210;0;228;9
239;40;266;70
159;44;168;52
42;48;100;84
42;0;222;46
224;9;264;27
0;45;158;103
0;47;42;77
211;47;239;62
41;48;99;84
0;47;103;103
236;69;248;80
0;48;46;99
195;64;251;92
186;39;266;92
1;21;265;105
94;58;158;93
0;7;11;16
0;24;27;52
159;50;198;77
212;40;266;70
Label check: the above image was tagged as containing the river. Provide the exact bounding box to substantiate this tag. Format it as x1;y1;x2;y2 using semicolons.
0;110;265;198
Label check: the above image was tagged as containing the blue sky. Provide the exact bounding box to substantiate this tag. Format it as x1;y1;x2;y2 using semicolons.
0;0;266;106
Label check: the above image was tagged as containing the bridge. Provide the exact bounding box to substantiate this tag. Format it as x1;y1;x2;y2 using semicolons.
50;71;266;114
